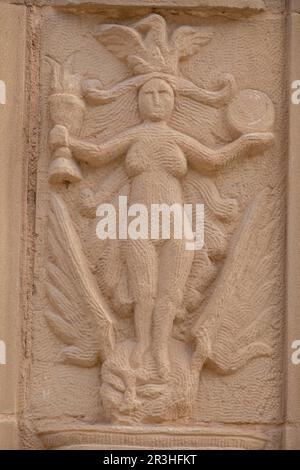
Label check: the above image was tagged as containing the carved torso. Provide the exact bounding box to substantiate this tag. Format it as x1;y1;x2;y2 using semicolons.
125;125;187;206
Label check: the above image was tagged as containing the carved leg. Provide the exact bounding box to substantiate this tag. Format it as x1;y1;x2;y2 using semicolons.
126;239;158;369
152;298;176;379
153;238;194;379
131;300;154;369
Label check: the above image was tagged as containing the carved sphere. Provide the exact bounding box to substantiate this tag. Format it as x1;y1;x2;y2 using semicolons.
227;89;275;135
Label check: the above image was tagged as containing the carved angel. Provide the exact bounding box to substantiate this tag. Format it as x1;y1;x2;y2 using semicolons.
50;77;272;375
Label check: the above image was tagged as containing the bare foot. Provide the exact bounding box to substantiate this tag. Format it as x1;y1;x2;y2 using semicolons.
120;387;137;413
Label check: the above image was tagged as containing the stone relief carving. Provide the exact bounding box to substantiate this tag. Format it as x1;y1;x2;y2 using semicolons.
44;14;277;425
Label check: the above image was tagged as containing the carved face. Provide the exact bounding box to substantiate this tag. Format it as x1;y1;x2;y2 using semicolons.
138;78;175;122
100;338;197;424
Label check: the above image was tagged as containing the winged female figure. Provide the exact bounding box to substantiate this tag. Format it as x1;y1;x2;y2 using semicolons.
47;14;276;422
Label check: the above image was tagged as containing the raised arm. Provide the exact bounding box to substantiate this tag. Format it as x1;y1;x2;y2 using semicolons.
70;132;134;168
49;125;136;168
175;131;274;172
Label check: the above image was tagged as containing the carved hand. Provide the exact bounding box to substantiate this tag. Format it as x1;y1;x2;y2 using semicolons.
239;131;275;155
213;131;274;169
217;73;238;101
49;124;69;149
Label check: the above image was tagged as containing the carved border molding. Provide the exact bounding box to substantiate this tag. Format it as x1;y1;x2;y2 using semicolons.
0;3;26;450
38;424;269;450
9;0;267;15
285;2;300;450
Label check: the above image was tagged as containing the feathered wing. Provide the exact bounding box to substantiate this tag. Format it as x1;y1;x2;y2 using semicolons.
183;170;238;312
192;188;282;373
94;16;213;76
94;18;173;75
45;193;115;367
134;14;174;74
171;26;214;60
83;168;133;316
94;24;151;74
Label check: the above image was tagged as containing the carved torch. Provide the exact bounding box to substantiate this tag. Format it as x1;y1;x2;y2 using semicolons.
47;58;85;184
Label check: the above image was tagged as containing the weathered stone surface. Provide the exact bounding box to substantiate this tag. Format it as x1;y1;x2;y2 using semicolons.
12;4;284;450
286;11;300;450
0;421;18;450
0;0;299;451
0;0;267;9
291;0;300;12
0;3;26;450
1;0;286;15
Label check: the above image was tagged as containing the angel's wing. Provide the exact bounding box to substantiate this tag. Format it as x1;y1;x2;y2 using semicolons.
45;193;115;367
94;21;171;75
134;14;168;45
133;14;172;72
171;27;213;60
192;188;282;373
182;171;238;312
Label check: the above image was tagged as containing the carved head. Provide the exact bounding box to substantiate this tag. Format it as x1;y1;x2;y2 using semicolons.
100;338;199;424
138;78;174;122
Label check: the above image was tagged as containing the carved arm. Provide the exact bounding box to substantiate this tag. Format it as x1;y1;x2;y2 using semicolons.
176;131;274;172
49;125;135;168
